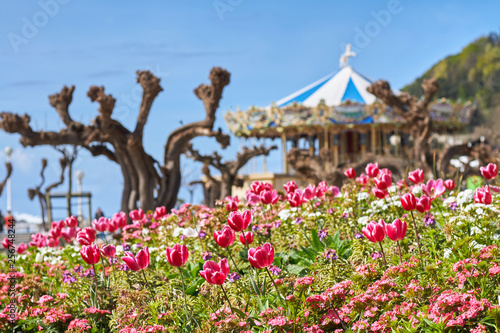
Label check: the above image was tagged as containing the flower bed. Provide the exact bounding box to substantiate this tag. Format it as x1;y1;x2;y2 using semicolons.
1;163;500;332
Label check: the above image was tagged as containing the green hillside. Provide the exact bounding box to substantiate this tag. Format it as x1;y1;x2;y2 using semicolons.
402;32;500;125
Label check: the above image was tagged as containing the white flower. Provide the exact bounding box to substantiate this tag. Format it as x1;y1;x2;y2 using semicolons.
142;228;150;236
357;192;369;201
183;227;199;238
470;226;482;235
387;185;398;194
358;216;370;225
173;227;184;237
35;253;44;263
457;189;474;206
443;248;452;258
443;196;456;204
278;209;291;220
412;186;423;195
115;245;123;253
475;207;485;216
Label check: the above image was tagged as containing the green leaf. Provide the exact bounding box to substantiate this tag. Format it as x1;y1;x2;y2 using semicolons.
310;229;324;252
286;264;309;276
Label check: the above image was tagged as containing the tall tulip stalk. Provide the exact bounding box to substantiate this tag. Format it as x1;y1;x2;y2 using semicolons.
122;247;151;291
199;258;232;313
385;219;407;264
362;220;387;269
401;193;423;258
166;244;191;324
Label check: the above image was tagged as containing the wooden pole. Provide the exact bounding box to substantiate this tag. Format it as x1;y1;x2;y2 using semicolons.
281;132;289;174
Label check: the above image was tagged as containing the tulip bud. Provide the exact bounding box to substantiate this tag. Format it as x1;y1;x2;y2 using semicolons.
474;186;492;205
65;216;79;228
408;169;424;184
80;244;101;265
165;244;189;267
213;226;235;248
415;196;431;213
199;258;229;285
227;210;252;232
444;179;455;191
344;167;356;179
283;181;298;194
361;220;386;243
101;244;116;257
248;243;275;269
385;219;407;242
480;163;498;180
401;193;416;211
365;163;379;178
240;231;254;245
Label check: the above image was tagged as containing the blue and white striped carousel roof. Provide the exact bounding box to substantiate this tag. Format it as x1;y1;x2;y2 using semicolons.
274;65;380;108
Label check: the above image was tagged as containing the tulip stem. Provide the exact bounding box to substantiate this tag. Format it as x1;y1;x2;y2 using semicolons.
141;269;152;293
227;248;240;273
265;267;288;311
378;242;387;270
410;211;423;259
92;264;99;309
220;284;233;314
397;241;402;265
332;307;347;331
240;231;250;251
178;267;191;325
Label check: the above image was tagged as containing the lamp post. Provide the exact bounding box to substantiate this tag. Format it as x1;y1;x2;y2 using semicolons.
75;170;84;222
4;146;13;215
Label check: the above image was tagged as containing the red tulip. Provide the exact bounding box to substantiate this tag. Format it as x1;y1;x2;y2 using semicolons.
49;227;62;239
474;186;492;205
385;219;407;241
199;258;229;285
303;184;316;201
129;209;145;221
155;206;167;220
17;243;28;254
80;244;100;265
372;188;388;199
401;193;417;211
415;195;431;213
374;172;392;191
61;227;77;243
344;167;356;179
101;244;116;257
250;181;265;195
76;228;96;245
287;190;304;207
65;216;78;228
213;226;235;248
165;244;189;267
408;169;424;184
227;210;252;232
365;163;379;178
107;219;119;233
362;220;386;243
248;242;275;269
225;198;239;212
122;247;150;271
283;180;298;194
112;212;127;229
444;179;455;191
52;220;65;230
261;189;279;205
246;191;261;205
240;231;254;245
480;163;498;180
2;237;12;249
47;237;59;248
92;217;109;232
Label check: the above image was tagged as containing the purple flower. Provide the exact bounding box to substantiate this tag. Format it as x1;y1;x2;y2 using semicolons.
123;243;131;251
179;235;186;240
268;265;281;276
275;221;282;228
424;213;436;227
109;257;118;265
229;273;241;283
198;231;207;238
120;264;130;272
294;218;302;225
83;269;95;277
324;249;338;260
449;202;458;211
326;209;334;214
62;271;77;285
136;243;143;249
202;251;213;261
354;233;364;239
74;264;83;273
341;212;349;218
252;225;260;231
371;252;382;260
318;229;328;241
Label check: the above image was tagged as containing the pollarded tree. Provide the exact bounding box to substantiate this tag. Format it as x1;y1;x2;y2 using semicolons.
0;161;12;197
0;67;231;213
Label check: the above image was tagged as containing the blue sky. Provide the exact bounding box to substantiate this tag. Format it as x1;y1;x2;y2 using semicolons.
0;0;499;220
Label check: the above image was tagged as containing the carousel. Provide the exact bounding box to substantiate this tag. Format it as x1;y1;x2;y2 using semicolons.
224;45;475;193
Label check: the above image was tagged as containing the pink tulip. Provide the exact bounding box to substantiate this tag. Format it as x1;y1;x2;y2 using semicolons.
444;179;455;191
421;179;446;199
362;220;386;243
227;210;252;232
112;212;127;229
283;181;298;194
372;188;388;199
61;227;77;243
92;217;109;232
344;167;356;179
213;226;235;248
415;196;431;213
288;190;305;207
225;198;239;212
240;231;254;245
250;181;265;194
29;233;47;248
480;163;498;180
107;219;119;233
76;228;96;246
374;172;392;191
47;237;59;248
65;216;78;228
261;189;279;205
49;228;62;239
474;186;492;205
408;169;424;184
401;193;417;211
122;247;150;271
101;244;116;257
327;186;341;197
165;244;189;267
129;209;145;222
245;191;261;205
365;163;379;178
155;206;167;220
2;237;12;249
248;242;275;269
17;243;28;254
303;184;316;201
80;244;101;265
52;220;65;230
199;258;229;285
356;173;369;185
385;219;407;242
